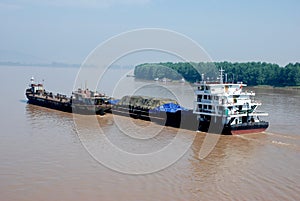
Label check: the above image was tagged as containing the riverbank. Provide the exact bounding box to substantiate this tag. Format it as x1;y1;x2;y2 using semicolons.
133;77;300;91
253;85;300;91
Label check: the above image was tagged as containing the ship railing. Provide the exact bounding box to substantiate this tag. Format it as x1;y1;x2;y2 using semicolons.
195;100;233;106
251;100;262;104
194;100;220;106
194;109;213;113
194;90;211;94
194;108;225;115
252;111;269;116
199;99;211;103
240;91;255;96
193;110;224;117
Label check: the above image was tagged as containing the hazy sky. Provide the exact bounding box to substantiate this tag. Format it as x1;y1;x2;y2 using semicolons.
0;0;299;66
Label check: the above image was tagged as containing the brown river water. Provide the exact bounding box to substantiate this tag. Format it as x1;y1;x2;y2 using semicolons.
0;66;299;201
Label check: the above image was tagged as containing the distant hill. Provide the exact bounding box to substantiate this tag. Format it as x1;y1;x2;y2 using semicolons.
0;49;50;64
0;49;80;67
0;61;80;68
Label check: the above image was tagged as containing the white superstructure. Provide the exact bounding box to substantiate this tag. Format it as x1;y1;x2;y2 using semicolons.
193;68;268;134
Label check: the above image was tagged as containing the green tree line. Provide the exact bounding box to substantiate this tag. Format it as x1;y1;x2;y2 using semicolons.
134;62;300;86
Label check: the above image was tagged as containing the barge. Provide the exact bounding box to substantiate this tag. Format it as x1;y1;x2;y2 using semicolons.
110;95;198;130
25;77;112;115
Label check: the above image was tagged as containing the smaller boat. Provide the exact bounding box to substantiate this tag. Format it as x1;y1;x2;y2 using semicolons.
71;88;112;115
25;77;72;113
25;77;112;115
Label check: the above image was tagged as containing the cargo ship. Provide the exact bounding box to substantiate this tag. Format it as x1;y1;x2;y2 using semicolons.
193;68;269;135
25;70;269;135
25;77;112;115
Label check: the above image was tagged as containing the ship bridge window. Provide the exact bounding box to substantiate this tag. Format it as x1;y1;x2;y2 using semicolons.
204;95;207;99
197;95;202;102
197;86;205;90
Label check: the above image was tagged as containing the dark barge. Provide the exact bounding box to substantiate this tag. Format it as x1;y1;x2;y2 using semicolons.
110;95;198;130
25;78;112;115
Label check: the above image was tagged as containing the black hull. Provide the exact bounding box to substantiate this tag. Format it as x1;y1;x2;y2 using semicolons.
228;121;269;135
111;105;198;130
26;95;109;115
26;91;268;134
198;120;269;135
27;96;72;113
72;105;108;115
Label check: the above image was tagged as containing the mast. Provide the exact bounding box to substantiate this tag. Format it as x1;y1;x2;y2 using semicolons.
29;77;35;87
219;67;224;84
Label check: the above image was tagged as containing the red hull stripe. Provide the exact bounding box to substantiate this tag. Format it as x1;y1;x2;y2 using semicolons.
231;128;266;135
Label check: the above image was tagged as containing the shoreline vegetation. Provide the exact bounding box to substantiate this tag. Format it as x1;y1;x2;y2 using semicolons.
2;60;299;90
134;62;300;88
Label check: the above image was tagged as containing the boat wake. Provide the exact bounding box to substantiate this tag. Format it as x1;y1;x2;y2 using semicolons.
237;132;300;151
271;140;292;146
264;132;300;140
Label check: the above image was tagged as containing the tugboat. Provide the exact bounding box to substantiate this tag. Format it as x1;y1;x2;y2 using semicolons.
193;68;269;135
25;77;112;115
25;77;72;112
71;88;112;115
